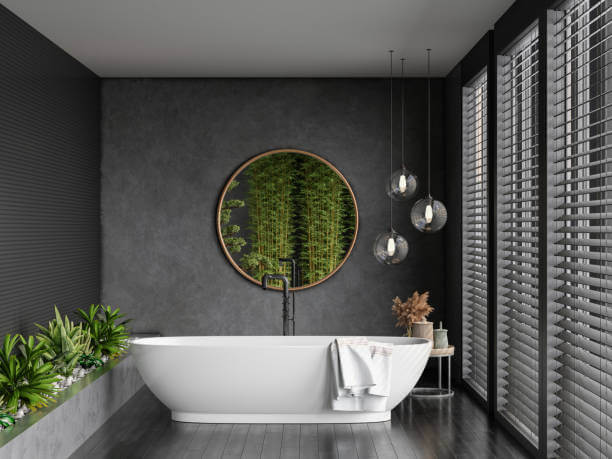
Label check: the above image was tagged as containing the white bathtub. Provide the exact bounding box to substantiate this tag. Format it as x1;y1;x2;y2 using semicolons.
131;336;432;423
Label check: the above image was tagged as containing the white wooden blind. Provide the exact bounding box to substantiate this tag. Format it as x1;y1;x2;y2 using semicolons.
496;24;540;446
462;69;489;399
550;0;611;457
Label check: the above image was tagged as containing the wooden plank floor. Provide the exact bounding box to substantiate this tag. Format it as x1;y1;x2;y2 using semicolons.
70;387;531;459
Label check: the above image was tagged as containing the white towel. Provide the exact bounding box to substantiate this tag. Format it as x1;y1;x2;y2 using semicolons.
335;337;376;395
330;338;393;412
367;341;393;397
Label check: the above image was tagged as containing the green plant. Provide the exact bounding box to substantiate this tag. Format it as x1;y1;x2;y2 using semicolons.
239;252;279;280
76;305;130;358
0;334;59;413
241;153;297;286
78;353;103;369
0;410;15;428
296;156;355;284
220;180;247;253
35;306;92;377
237;153;355;287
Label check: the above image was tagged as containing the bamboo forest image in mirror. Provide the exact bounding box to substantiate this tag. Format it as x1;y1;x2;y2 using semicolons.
217;149;358;290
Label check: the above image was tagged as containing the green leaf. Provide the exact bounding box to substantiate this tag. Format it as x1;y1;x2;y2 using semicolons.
36;306;92;376
79;305;130;357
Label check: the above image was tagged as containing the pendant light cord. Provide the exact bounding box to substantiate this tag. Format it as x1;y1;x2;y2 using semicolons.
401;58;405;169
427;49;431;198
389;50;394;231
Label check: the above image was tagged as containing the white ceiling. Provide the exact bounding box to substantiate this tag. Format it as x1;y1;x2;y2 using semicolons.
2;0;513;77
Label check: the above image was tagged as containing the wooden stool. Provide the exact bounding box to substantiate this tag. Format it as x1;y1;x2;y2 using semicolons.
410;345;454;398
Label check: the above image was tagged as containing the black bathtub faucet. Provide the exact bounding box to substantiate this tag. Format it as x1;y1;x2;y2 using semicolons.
261;273;293;336
278;258;297;336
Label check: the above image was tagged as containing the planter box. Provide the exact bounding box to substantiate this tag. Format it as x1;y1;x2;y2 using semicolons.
0;353;143;459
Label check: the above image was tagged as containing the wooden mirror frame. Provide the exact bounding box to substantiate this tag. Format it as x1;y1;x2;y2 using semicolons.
216;148;359;291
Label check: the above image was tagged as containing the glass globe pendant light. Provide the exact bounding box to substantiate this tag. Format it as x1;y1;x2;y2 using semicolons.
411;49;447;233
387;57;418;201
373;229;408;265
374;50;409;264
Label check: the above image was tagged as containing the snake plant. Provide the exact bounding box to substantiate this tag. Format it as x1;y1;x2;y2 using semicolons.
0;334;59;413
35;306;92;377
76;305;130;358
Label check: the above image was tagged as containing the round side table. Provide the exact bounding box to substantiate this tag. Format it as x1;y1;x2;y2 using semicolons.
410;345;454;398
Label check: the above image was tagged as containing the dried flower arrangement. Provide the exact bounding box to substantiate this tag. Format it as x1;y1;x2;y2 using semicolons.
391;291;434;336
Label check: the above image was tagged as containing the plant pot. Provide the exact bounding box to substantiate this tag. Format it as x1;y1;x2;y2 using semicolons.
411;321;433;341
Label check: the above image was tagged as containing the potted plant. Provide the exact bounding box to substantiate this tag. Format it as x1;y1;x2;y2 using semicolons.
391;291;435;339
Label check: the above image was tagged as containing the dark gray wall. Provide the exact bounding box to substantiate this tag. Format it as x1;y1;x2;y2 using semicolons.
444;65;463;381
0;5;100;336
101;78;445;336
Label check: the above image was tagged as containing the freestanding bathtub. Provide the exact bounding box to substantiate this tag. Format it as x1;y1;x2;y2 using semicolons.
131;336;432;423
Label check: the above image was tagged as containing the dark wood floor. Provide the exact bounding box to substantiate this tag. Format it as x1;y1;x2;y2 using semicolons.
70;386;531;459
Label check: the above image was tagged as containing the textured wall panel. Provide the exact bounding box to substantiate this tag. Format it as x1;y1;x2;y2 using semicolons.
101;78;446;336
0;5;100;336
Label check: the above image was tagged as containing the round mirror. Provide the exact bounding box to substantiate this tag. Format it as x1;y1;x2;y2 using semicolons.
216;149;358;290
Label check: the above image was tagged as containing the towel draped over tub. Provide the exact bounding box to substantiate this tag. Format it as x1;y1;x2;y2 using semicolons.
330;337;393;412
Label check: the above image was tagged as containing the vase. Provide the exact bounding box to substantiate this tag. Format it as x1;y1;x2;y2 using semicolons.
411;321;433;341
433;327;448;349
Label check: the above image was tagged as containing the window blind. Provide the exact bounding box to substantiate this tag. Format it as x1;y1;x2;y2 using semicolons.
550;0;611;457
462;70;489;399
496;24;540;446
